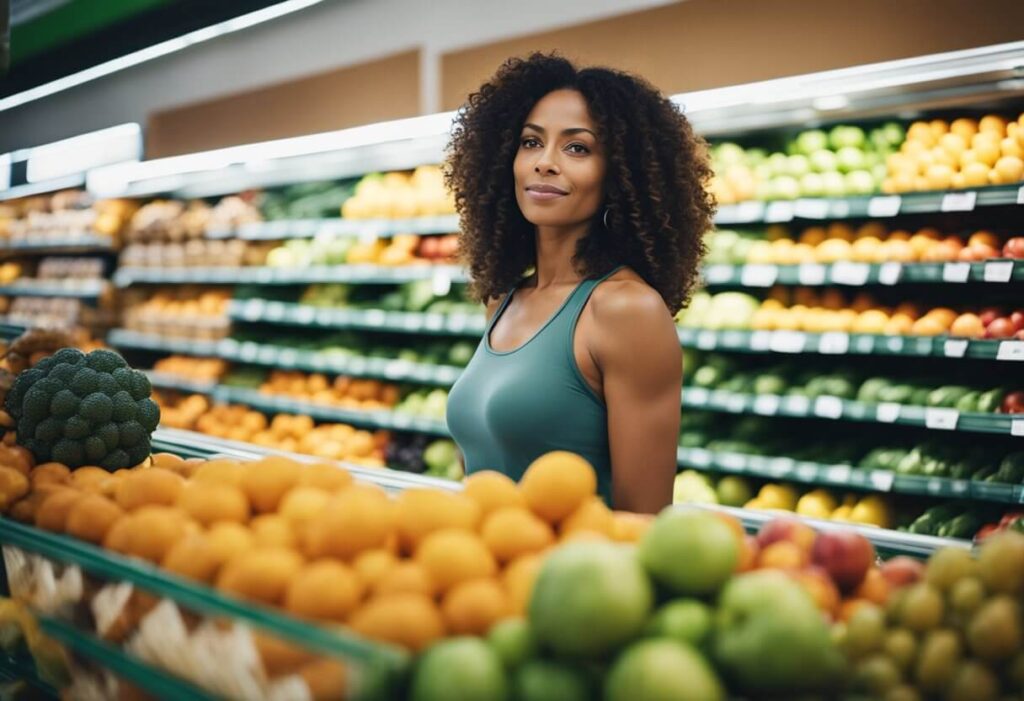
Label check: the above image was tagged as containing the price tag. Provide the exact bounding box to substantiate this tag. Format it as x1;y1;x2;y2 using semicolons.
685;387;709;404
770;331;806;353
279;349;298;366
819;332;850;355
944;339;968;358
242;299;263;319
831;200;851;218
364;309;387;327
914;337;934;355
926;479;943;495
704;265;733;285
448;314;468;332
726;394;747;412
764;201;795;222
736;200;765;222
942;262;971;283
265;302;285;321
941;191;977;212
431;269;452;296
786;395;811;415
798;263;827;286
1012;419;1024;437
750;331;772;351
950;480;970;496
296;306;316;324
1018;185;1024;205
720;453;746;471
795;199;829;219
424;314;444;331
740;264;778;287
925;408;959;430
983;261;1014;283
825;465;851;483
879;262;903;285
753;395;780;415
885;336;905;353
687;448;711;467
831;261;871;286
721;330;745;348
795;463;818;482
869;471;895;491
696;330;717;350
814;396;844;419
768;458;794;478
997;341;1024;361
853;335;876;354
867;195;901;218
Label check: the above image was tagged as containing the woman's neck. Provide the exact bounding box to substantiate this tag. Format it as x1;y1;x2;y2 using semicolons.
532;222;590;289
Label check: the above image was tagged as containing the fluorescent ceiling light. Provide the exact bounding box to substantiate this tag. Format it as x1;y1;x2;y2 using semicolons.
0;0;328;113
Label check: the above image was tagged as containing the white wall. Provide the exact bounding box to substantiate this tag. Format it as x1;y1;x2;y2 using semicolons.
0;0;679;152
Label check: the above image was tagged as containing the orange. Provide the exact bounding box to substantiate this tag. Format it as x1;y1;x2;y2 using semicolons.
114;468;184;511
206;522;255;563
352;549;399;589
881;239;916;263
123;506;197;563
241;457;302;513
923;307;957;329
284;560;363;622
850;310;889;335
968;231;1000;249
191;459;246;487
560;497;615;538
278;486;330;527
814;239;852;264
441;579;510;635
612;512;653;543
949;313;984;339
978;114;1008;135
176;482;250;526
910;317;947;337
519;451;597;524
297;462;354;492
559;530;611;544
798;226;827;246
251;514;297;549
217;547;304;605
161;532;223;583
35;490;84;532
826;222;855;242
395;488;481;553
373;561;436;598
757;541;807;570
347;593;446;651
298;659;348;700
462;471;526;516
851;237;884;263
30;463;70;487
415;529;497;592
65;494;123;544
481;508;555;563
302;484;396;560
854;567;890;606
151;452;187;473
503;554;542;616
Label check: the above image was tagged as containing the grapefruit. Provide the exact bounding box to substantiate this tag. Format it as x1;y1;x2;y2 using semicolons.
638;509;738;596
605;638;724;701
643;599;713;648
487;618;537;670
513;660;591;701
410;637;509;701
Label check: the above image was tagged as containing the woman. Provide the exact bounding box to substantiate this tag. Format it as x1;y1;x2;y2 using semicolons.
445;53;715;513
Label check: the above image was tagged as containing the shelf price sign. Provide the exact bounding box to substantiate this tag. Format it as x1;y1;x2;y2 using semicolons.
924;408;959;431
867;195;901;218
941;191;977;212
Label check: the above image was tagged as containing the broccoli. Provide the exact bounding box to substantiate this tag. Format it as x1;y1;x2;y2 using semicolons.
5;348;161;470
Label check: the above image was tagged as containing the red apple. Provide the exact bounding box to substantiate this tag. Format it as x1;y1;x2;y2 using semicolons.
1003;237;1024;259
811;530;876;593
979;307;1004;327
1011;311;1024;332
420;237;440;259
790;566;841;617
1002;391;1024;414
986;318;1017;339
757;518;817;554
880;556;925;589
1017;329;1024;341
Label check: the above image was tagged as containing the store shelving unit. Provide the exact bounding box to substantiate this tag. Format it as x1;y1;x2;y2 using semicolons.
113;264;469;287
702;259;1023;287
234;214;460;240
0;279;108;300
228;299;486;336
0;236;116;255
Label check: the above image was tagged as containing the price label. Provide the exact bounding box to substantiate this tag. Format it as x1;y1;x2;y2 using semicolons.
942;262;971;282
814;396;844;419
770;331;806;353
704;265;733;285
825;465;851;483
740;264;778;287
721;330;745;348
798;263;827;286
926;479;943;495
279;349;298;366
877;403;901;423
831;261;871;286
448;314;468;332
736;201;766;222
1012;419;1024;437
950;480;970;496
768;458;794;478
885;336;905;353
696;330;717;350
819;332;850;355
726;394;747;412
265;302;285;321
984;261;1014;283
914;337;934;355
1018;185;1024;205
687;448;711;467
997;341;1024;361
720;453;746;471
941;191;977;212
431;269;452;296
753;395;780;415
795;198;829;219
944;339;968;358
750;330;772;351
786;395;811;414
364;309;387;326
296;306;316;324
795;463;818;482
879;262;902;285
424;314;444;331
853;335;876;354
925;408;960;430
764;201;795;222
685;387;709;404
869;471;895;491
831;200;851;218
867;195;901;218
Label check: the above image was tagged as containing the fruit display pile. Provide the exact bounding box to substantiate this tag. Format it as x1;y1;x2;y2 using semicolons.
126;196;261;242
0;190;134;244
120;238;266;268
121;287;231;340
292;280;480;317
264;232;459;269
339;167;455;220
151;355;228;383
708;223;1024;266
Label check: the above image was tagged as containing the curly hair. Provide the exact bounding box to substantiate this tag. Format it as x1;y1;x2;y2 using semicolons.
445;52;715;315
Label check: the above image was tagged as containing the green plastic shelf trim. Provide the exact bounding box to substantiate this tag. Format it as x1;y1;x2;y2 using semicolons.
678;327;1024;362
676;448;1020;503
37;615;220;701
108;330;463;387
235;214;460;240
679;503;970;558
0;280;106;299
228;300;487;336
0;236;115;254
681;387;1023;437
0;323;27;341
714;184;1024;225
703;259;1022;287
112;264;470;288
0;520;408;670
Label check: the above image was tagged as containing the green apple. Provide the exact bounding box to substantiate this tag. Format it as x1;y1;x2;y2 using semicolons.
836;146;867;173
809;149;839;173
881;122;905;147
845;170;876;195
800;173;826;197
821;171;847;197
767;152;790;177
795;130;829;156
770;175;801;200
829;125;866;150
744;148;768;165
785;154;811;178
424;440;458;472
715;143;746;167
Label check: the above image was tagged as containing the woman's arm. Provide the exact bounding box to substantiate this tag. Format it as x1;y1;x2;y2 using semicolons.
591;281;682;514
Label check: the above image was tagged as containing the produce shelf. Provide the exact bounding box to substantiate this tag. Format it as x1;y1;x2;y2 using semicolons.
0;236;116;255
714;185;1024;225
144;371;219;395
677;448;1020;503
228;299;486;336
682;387;1024;438
678;327;1024;362
681;503;971;558
235;214;460;240
109;330;463;387
113;264;470;288
702;259;1023;288
0;279;107;299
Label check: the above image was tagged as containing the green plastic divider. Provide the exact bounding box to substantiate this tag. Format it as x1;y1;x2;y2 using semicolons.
228;300;486;337
703;259;1021;287
0;521;408;672
0;237;115;255
0;281;106;300
37;615;221;701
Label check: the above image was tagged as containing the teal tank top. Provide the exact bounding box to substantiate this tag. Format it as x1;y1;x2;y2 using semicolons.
447;267;622;505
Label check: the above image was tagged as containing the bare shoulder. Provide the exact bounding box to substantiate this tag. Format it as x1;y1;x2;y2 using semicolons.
484;297;503;323
588;269;673;327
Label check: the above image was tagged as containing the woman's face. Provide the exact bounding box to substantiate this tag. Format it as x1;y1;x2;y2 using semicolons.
513;89;606;231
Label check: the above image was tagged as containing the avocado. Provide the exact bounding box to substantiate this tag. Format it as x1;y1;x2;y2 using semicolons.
926;385;972;408
976;388;1006;414
878;384;915;404
955;390;982;414
857;377;890;403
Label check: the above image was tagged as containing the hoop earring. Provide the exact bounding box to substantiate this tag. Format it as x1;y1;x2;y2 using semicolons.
602;207;610;229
